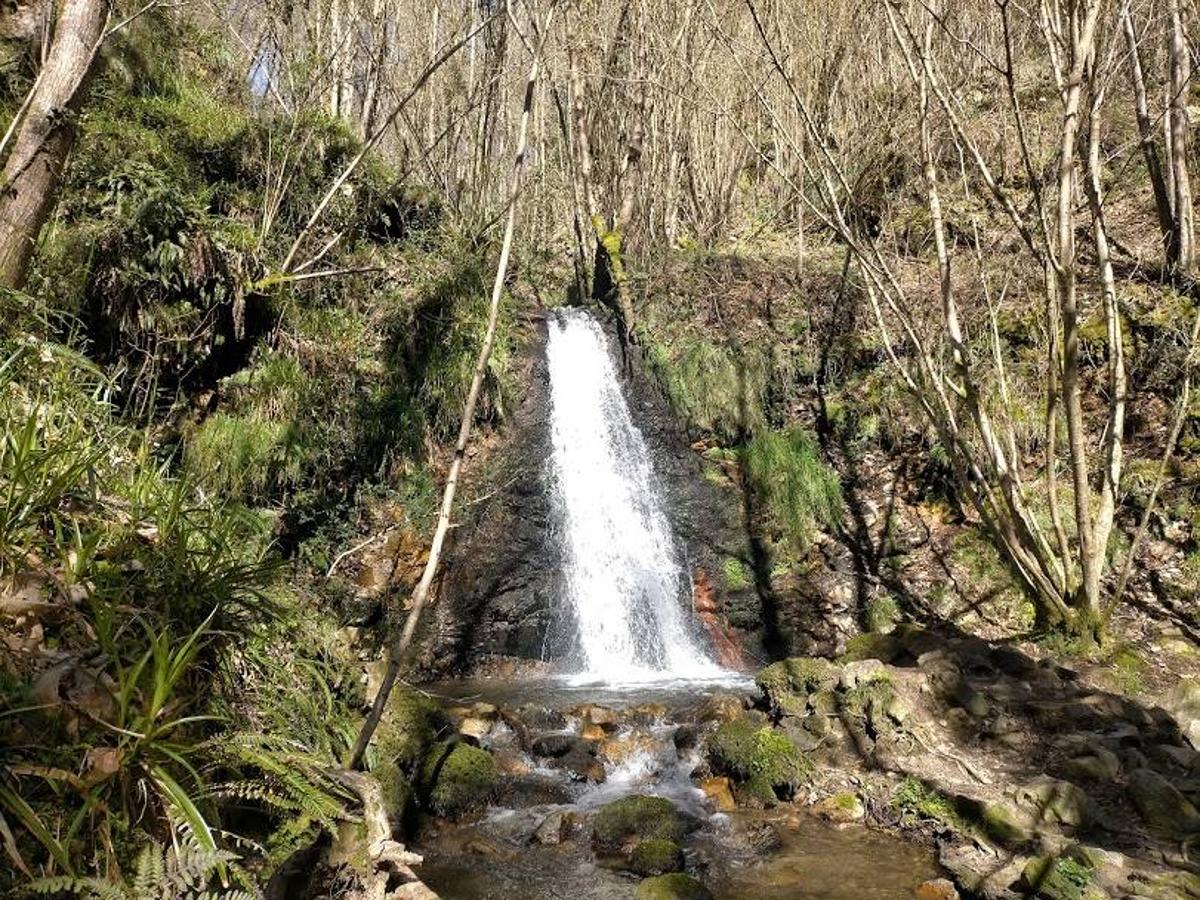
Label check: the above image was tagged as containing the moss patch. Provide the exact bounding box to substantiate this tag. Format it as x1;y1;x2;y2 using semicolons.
628;839;685;876
635;873;713;900
592;795;689;852
708;720;810;797
416;741;497;819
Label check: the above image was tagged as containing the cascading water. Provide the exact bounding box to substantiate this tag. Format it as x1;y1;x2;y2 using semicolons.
545;308;727;684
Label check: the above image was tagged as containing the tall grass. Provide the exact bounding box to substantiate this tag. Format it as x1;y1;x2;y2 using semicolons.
744;426;843;553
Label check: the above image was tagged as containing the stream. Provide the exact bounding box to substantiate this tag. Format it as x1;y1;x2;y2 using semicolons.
412;310;939;897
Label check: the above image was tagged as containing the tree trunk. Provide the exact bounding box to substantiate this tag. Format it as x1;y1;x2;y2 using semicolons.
348;4;553;769
0;0;107;291
1168;0;1194;272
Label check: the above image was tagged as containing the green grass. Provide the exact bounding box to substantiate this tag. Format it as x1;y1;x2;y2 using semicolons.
744;426;842;553
892;777;963;828
723;557;753;590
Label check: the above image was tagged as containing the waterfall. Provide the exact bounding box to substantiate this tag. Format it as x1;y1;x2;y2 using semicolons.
545;308;725;684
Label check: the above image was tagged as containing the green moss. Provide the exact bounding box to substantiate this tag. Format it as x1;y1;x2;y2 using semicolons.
893;777;963;828
755;657;837;718
722;557;752;591
635;873;713;900
416;742;497;819
708;721;810;796
981;801;1034;844
592;795;688;852
375;685;445;771
744;427;842;553
1023;855;1094;900
832;791;859;812
866;595;900;632
627;839;685;876
840;632;901;663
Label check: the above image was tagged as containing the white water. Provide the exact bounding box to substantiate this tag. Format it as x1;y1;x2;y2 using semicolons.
545;308;727;685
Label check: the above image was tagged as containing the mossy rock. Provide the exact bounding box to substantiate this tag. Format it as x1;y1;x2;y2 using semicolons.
841;632;902;663
377;685;446;770
635;873;713;900
373;758;412;819
417;741;497;819
755;658;837;717
981;801;1035;845
628;839;685;876
592;795;689;852
1022;855;1097;900
708;720;810;797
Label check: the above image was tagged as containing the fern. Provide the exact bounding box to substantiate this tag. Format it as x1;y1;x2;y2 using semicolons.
25;831;255;899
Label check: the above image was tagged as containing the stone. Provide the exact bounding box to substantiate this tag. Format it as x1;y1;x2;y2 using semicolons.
982;800;1036;844
635;874;713;900
1063;749;1121;783
1151;743;1200;773
1164;680;1200;749
458;717;492;741
581;722;607;741
1127;768;1200;834
532;810;573;845
552;747;606;783
839;658;886;689
953;682;990;719
698;776;736;812
627;838;685;876
577;704;618;727
813;791;865;823
1014;778;1093;829
697;692;746;725
673;725;699;752
416;742;497;820
531;733;579;758
707;720;810;798
592;795;691;853
1022;855;1099;900
914;878;960;900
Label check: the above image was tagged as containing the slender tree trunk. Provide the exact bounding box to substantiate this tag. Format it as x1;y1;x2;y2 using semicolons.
0;0;107;290
1168;0;1194;272
348;4;554;770
1122;7;1177;268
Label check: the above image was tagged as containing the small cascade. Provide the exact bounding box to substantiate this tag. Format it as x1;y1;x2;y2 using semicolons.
545;308;727;684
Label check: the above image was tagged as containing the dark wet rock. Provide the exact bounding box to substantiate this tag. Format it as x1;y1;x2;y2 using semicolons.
635;873;713;900
416;742;498;819
592;795;692;853
1127;767;1200;834
627;838;685;876
552;746;606;783
697;691;747;725
990;645;1038;678
531;733;582;758
506;704;568;735
494;773;572;807
672;724;698;752
1150;743;1200;773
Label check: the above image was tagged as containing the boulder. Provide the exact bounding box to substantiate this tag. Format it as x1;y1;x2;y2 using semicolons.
532;810;574;845
707;720;811;799
592;795;691;853
1063;748;1121;783
1165;680;1200;749
627;839;685;876
458;717;492;741
838;658;887;690
813;791;865;823
1021;855;1101;900
1013;778;1094;829
417;742;497;819
531;733;582;758
914;879;961;900
1127;768;1200;834
698;776;736;812
635;874;713;900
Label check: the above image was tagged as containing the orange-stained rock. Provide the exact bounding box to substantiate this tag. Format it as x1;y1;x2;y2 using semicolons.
699;776;737;812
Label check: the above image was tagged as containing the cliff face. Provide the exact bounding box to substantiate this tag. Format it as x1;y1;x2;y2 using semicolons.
419;307;753;678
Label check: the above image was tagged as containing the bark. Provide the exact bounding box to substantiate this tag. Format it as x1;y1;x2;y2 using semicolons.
0;0;107;291
348;4;553;770
1122;7;1176;268
1167;0;1194;272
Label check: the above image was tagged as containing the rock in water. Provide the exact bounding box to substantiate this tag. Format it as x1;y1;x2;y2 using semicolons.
635;874;713;900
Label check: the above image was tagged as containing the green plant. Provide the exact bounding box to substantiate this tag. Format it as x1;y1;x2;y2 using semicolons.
744;427;842;553
722;557;752;590
892;777;962;828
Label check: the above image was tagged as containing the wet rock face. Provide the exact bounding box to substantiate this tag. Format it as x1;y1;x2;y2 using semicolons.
421;311;751;676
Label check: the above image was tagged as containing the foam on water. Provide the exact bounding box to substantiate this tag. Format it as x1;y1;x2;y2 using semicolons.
545;308;728;685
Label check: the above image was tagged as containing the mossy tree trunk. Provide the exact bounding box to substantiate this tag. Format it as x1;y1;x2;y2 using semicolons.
0;0;107;291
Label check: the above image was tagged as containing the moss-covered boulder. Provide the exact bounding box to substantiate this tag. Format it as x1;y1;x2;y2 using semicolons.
635;873;713;900
708;720;810;799
1022;854;1100;900
627;838;685;876
592;795;690;853
1127;768;1200;834
377;686;446;770
755;657;838;718
417;741;497;819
